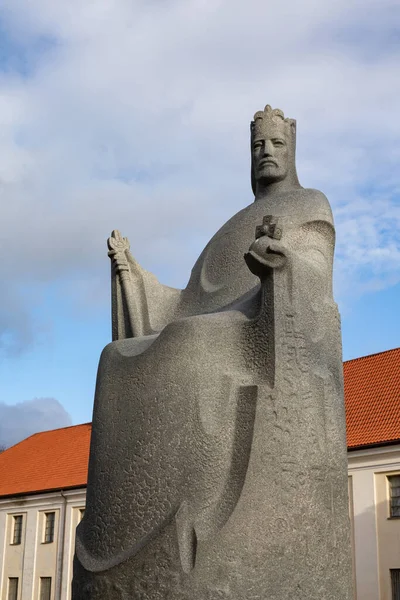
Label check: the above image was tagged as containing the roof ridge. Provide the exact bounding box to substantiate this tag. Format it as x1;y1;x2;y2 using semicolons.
0;422;92;453
41;422;92;432
1;429;45;452
344;346;400;365
33;421;92;435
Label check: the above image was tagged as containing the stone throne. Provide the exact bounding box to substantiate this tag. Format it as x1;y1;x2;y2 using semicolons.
72;106;353;600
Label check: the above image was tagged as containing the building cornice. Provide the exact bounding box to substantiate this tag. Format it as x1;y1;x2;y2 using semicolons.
0;487;86;510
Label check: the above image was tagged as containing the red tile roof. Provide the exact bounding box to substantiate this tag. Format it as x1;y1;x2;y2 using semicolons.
0;423;91;498
0;347;399;497
345;346;400;450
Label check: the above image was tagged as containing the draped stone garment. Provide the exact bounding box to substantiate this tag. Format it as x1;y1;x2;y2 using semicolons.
73;188;353;600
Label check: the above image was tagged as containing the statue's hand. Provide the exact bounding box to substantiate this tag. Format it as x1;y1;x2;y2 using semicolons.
244;216;287;277
108;230;131;274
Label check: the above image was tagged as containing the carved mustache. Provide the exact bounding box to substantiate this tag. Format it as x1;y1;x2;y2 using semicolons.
258;159;278;167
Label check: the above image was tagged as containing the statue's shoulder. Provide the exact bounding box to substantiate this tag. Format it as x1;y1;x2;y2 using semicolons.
301;188;331;207
299;188;333;223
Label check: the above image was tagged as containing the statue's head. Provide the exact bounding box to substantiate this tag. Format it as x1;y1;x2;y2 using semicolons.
250;105;300;195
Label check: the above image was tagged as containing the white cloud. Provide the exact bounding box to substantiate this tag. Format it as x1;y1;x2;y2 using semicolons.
0;0;398;346
0;397;72;448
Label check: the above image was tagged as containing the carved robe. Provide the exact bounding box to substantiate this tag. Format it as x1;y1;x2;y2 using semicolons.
73;188;353;600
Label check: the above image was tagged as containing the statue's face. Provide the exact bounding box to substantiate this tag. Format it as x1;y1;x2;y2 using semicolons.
252;134;289;185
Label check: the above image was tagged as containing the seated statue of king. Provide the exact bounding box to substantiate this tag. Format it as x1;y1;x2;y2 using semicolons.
73;105;353;600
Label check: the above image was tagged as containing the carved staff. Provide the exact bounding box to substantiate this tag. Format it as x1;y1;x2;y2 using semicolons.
107;230;145;340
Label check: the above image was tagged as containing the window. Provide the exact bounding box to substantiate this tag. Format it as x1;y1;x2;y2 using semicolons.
391;569;400;600
79;508;85;521
43;512;55;543
39;577;51;600
388;475;400;517
11;515;23;545
8;578;18;600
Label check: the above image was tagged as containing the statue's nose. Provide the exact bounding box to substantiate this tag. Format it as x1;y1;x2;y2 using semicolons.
263;140;274;155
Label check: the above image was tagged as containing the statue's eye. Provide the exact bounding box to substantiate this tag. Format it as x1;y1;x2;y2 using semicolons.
253;142;263;150
273;140;285;147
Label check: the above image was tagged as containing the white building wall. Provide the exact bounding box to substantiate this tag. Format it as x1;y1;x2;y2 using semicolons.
0;489;85;600
348;444;400;600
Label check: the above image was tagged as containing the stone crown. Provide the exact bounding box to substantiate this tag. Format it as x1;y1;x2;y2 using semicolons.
251;105;295;140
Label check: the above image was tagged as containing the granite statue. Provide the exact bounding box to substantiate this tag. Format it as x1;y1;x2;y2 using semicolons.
73;105;354;599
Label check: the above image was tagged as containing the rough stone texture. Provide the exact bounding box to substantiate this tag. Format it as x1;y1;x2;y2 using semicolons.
73;106;353;599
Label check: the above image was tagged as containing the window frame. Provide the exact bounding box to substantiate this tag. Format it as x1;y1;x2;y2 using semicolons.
10;514;23;545
390;568;400;600
43;511;56;544
8;577;19;600
388;474;400;519
39;577;52;600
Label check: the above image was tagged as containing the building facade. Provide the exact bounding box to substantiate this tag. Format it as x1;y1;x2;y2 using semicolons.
0;348;399;600
0;489;85;600
0;423;90;600
348;445;400;600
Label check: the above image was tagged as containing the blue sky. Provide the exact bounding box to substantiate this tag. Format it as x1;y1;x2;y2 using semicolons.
0;0;399;445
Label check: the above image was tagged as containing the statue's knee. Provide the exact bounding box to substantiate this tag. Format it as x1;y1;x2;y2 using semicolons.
99;341;117;364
